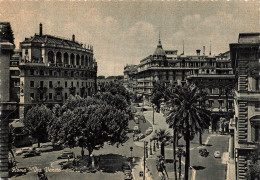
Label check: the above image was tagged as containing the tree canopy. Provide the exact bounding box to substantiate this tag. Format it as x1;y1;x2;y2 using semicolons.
23;104;53;147
165;84;211;180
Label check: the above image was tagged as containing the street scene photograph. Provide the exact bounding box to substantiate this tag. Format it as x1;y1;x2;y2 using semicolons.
0;1;259;180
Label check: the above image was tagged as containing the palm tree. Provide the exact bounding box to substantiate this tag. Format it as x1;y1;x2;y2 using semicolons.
155;129;171;158
165;85;211;180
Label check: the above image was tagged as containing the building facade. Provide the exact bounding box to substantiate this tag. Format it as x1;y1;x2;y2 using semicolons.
230;33;260;180
123;64;138;93
124;37;235;131
0;22;16;179
18;23;97;119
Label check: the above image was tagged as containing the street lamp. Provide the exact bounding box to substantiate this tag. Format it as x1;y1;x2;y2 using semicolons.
150;139;152;155
152;104;155;125
143;141;148;180
130;146;133;160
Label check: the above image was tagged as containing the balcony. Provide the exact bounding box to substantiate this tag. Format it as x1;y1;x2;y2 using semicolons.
54;85;63;91
48;63;55;67
20;59;45;66
56;63;63;67
65;64;71;68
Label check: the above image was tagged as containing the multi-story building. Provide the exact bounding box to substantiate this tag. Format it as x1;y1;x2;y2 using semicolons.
0;22;16;179
128;37;235;130
123;64;138;93
229;33;260;180
187;51;235;131
18;23;97;119
97;75;124;92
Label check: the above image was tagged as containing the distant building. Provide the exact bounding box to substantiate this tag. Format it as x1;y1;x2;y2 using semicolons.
18;23;97;119
97;75;123;92
124;36;235;131
123;65;138;93
230;33;260;180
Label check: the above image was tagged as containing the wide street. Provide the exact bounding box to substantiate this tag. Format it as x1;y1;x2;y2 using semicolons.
10;106;229;180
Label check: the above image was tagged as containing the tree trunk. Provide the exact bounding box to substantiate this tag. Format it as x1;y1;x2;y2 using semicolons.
81;146;84;160
38;139;40;148
199;131;202;145
88;148;94;168
179;154;182;180
161;142;165;157
184;130;190;180
173;129;177;180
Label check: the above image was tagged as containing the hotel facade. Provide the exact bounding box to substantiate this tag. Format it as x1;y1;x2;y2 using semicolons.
13;23;97;119
124;37;235;130
230;33;260;180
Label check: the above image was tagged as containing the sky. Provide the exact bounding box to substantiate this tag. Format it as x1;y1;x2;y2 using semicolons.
0;1;259;76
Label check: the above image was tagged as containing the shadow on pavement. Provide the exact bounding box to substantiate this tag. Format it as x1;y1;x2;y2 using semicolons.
202;144;213;146
98;154;127;173
192;166;206;170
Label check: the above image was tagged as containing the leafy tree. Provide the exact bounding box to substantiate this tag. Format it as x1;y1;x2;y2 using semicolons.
23;105;53;147
155;129;171;157
151;81;170;112
95;92;128;111
99;81;131;104
165;85;211;180
51;95;130;160
246;145;260;180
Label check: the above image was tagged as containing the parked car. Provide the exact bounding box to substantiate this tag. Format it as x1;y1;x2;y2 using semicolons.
199;149;209;157
122;162;131;172
145;129;153;135
57;151;74;159
214;151;221;158
15;147;31;156
36;145;53;152
23;149;41;158
124;171;133;180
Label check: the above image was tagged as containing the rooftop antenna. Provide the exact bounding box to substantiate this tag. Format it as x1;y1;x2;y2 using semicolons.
209;40;212;55
183;40;184;55
159;30;161;45
180;40;184;55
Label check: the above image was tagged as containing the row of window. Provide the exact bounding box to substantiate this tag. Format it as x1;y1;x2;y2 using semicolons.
27;69;94;78
29;80;94;88
30;90;93;101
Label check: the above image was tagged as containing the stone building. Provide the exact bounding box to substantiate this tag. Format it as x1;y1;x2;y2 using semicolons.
0;22;16;179
229;33;260;180
18;23;97;119
123;64;138;93
125;36;235;131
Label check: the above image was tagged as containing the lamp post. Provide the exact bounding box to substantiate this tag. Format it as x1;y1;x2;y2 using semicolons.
143;141;148;180
153;139;156;152
150;139;152;155
130;146;133;160
152;105;155;125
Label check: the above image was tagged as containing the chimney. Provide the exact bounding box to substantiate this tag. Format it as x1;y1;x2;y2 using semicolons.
196;49;201;56
39;23;42;36
72;34;75;42
203;46;205;56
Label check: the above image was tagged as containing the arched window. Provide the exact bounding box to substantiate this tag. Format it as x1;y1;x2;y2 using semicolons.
64;53;69;64
85;56;89;67
56;52;62;63
89;57;92;68
76;54;80;65
81;55;84;66
48;51;54;63
70;54;75;65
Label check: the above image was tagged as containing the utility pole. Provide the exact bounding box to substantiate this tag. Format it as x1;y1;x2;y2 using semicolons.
143;141;148;180
152;105;155;125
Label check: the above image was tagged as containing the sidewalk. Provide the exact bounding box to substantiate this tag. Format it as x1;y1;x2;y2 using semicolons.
226;136;236;180
132;107;175;180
